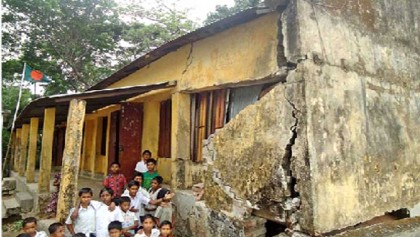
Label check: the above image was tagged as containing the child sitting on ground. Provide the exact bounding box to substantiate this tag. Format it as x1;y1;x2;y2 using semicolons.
108;221;123;237
134;215;160;237
154;189;173;228
142;159;159;191
103;162;127;198
48;222;65;237
159;221;173;237
119;196;139;236
135;150;152;174
21;217;47;237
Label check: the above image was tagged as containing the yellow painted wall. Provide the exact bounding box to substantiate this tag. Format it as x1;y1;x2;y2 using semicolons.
107;13;279;92
81;119;95;172
142;101;160;157
95;117;107;175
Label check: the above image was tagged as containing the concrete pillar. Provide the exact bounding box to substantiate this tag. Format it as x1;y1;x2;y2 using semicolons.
56;99;86;223
13;128;22;172
38;108;56;192
170;93;191;190
18;124;30;176
89;118;98;178
9;131;16;172
26;117;39;183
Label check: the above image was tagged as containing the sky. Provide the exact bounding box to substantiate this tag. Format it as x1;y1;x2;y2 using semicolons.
174;0;235;23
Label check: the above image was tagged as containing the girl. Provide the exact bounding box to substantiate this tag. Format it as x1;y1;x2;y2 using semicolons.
134;215;159;237
45;172;61;218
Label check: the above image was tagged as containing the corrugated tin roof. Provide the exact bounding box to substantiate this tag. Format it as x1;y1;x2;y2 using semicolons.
88;7;273;90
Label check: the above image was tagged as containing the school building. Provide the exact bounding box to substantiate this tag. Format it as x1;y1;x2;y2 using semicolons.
9;0;420;236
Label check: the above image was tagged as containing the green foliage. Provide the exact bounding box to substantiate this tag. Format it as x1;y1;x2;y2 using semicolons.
116;0;197;65
204;0;262;25
2;0;197;92
2;0;123;91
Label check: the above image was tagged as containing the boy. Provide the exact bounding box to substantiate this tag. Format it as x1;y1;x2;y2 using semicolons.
103;162;127;198
122;173;150;221
96;188;124;237
145;176;168;216
119;196;139;236
135;150;152;174
108;221;123;237
122;181;169;221
21;217;47;237
159;221;173;237
66;187;115;237
48;223;65;237
142;159;159;191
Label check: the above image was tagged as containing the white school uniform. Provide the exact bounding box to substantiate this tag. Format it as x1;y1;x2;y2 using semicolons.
135;161;148;173
134;229;160;237
65;205;96;236
35;231;48;237
95;204;124;237
121;192;150;218
65;200;103;236
122;187;150;216
121;209;139;235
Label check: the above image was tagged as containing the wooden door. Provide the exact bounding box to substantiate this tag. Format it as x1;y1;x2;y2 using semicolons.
119;102;143;179
108;111;120;169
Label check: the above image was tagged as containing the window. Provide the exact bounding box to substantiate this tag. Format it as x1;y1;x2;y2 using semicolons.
191;89;227;162
190;83;275;162
158;99;172;158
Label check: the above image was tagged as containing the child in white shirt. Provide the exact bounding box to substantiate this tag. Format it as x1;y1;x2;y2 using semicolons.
119;196;139;236
134;214;159;237
21;217;47;237
134;150;151;173
95;188;124;237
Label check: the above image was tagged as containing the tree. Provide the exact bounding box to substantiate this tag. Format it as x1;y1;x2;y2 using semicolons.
204;0;262;25
2;0;124;92
2;0;198;93
116;0;197;64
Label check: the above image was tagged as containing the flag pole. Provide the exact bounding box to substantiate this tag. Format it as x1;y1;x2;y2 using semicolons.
3;63;27;175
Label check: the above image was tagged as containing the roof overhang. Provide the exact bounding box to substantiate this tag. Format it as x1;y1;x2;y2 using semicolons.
15;81;176;128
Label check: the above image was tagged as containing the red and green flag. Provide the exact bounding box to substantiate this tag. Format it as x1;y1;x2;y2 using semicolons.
23;64;51;83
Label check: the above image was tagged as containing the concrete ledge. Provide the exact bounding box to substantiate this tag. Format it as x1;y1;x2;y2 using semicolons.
173;190;196;220
2;177;17;191
333;217;420;237
3;198;21;216
16;192;34;213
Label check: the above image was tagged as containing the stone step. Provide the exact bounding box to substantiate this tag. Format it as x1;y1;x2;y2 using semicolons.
16;192;34;213
2;203;7;219
3;198;21;217
2;177;17;193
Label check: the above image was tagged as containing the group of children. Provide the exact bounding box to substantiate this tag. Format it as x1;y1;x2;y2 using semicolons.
18;150;174;237
19;216;172;237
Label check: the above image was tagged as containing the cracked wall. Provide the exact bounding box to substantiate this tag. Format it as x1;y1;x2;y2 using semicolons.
282;0;420;233
202;71;308;233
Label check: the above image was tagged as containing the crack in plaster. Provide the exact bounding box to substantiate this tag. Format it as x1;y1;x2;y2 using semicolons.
182;43;194;74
